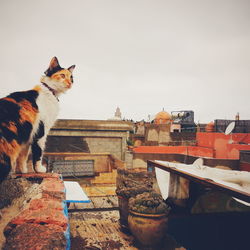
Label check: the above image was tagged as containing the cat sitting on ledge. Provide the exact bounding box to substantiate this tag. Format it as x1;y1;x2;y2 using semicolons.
0;57;75;181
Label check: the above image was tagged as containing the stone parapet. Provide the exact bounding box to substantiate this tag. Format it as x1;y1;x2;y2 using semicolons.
3;173;69;250
4;223;67;250
50;119;133;132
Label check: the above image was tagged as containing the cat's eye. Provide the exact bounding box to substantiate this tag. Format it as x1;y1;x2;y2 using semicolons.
60;74;65;79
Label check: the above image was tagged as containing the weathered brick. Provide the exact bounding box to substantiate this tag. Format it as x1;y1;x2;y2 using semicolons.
4;223;66;250
3;172;68;249
14;173;62;179
40;178;64;192
29;198;64;211
40;178;65;200
5;207;68;234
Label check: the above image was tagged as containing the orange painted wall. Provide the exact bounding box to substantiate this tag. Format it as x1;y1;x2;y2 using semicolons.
133;146;214;158
133;132;250;160
197;132;250;159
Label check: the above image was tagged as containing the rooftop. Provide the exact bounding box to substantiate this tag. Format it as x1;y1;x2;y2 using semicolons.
50;119;134;132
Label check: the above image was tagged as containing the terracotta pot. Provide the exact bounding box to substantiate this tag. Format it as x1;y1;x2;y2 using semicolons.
116;168;154;229
128;210;168;247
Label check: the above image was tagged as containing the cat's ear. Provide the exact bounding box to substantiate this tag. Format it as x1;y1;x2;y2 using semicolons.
49;57;60;70
44;57;61;76
68;65;76;73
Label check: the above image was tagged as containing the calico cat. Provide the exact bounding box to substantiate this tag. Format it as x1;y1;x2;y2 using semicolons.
0;57;75;181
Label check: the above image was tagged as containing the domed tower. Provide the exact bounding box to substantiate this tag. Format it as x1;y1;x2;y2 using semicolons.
154;109;171;124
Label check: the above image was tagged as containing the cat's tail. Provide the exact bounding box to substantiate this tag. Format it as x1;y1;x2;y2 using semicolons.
0;154;11;182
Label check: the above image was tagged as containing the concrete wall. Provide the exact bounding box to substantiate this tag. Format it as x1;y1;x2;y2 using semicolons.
145;124;171;146
133;153;239;170
125;150;133;168
197;132;250;159
169;132;196;146
85;137;122;159
47;119;133;161
136;123;196;146
44;153;125;174
133;146;214;158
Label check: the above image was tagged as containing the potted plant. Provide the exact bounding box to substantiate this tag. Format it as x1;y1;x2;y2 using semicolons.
128;191;170;248
116;168;153;230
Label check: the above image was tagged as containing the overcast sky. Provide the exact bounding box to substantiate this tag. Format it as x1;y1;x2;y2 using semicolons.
0;0;249;123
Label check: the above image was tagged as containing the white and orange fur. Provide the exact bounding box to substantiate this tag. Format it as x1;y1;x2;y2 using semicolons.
0;57;75;180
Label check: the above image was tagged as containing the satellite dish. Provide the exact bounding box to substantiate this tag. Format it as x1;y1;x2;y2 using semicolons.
225;121;235;135
193;158;204;169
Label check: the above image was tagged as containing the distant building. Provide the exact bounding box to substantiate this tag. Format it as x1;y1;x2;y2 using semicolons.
46;119;133;160
115;107;122;119
43;119;133;176
108;107;122;121
153;109;171;124
171;110;196;132
132;109;196;147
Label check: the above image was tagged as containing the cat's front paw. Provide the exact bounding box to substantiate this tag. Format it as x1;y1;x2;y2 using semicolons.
20;166;28;174
35;165;47;173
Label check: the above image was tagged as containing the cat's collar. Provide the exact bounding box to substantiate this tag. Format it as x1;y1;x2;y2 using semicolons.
41;82;59;102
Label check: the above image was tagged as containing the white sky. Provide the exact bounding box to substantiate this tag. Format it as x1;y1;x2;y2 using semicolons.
0;0;249;123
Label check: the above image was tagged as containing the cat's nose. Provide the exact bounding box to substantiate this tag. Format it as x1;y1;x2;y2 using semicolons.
66;80;72;88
